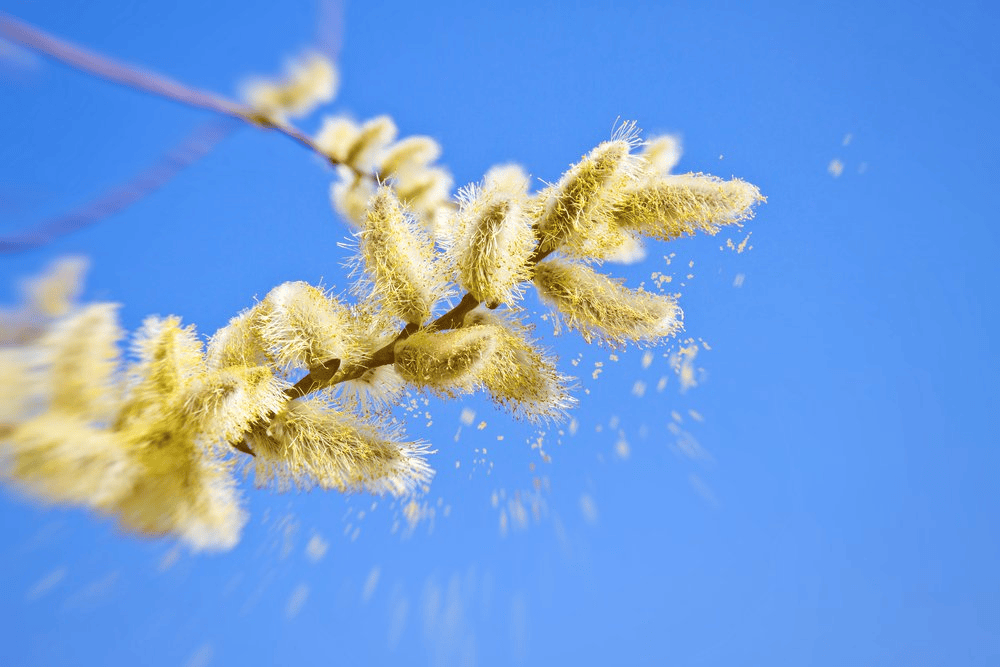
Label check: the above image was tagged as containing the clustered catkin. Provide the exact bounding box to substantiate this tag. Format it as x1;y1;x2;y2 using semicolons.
1;115;766;553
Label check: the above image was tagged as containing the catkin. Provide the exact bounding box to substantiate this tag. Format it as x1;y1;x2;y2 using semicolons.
533;259;682;346
393;326;498;396
248;397;432;496
358;186;443;325
451;184;534;307
615;173;764;240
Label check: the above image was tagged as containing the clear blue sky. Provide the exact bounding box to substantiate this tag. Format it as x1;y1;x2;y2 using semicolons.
1;0;998;665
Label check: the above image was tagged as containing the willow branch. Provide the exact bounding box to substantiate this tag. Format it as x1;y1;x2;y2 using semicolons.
284;250;557;400
0;13;369;178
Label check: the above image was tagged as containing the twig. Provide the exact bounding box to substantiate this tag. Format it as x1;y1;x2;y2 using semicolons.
0;13;364;176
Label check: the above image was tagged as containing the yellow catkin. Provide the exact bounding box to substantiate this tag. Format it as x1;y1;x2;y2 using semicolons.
39;302;123;420
615;173;764;241
393;326;498;396
331;168;378;227
639;134;683;176
531;130;639;254
247;397;432;495
109;315;248;550
22;255;88;317
464;310;575;422
243;53;338;122
358;186;443;325
396;166;454;222
111;415;246;552
184;366;289;447
6;413;135;508
533;259;682;346
118;316;203;425
205;304;272;370
379;136;442;177
257;282;359;371
451;183;534;307
315;115;397;171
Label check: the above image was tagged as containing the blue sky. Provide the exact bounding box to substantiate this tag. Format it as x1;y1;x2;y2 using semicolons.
1;0;998;665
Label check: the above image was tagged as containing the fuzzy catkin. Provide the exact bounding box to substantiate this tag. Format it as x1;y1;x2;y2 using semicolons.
451;184;534;307
615;173;764;240
532;135;637;254
464;310;574;422
257;282;359;371
248;397;432;496
533;259;682;346
243;53;337;122
393;326;498;396
358;187;442;325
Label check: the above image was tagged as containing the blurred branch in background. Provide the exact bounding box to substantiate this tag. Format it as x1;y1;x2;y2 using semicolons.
0;2;344;252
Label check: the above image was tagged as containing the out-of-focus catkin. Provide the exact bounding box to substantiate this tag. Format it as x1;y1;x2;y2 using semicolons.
243;53;337;123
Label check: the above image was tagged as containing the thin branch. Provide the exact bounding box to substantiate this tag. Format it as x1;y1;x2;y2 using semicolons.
0;117;238;253
0;13;366;176
0;13;244;119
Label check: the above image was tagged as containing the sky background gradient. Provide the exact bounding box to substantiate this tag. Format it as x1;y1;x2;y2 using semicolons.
1;1;998;665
